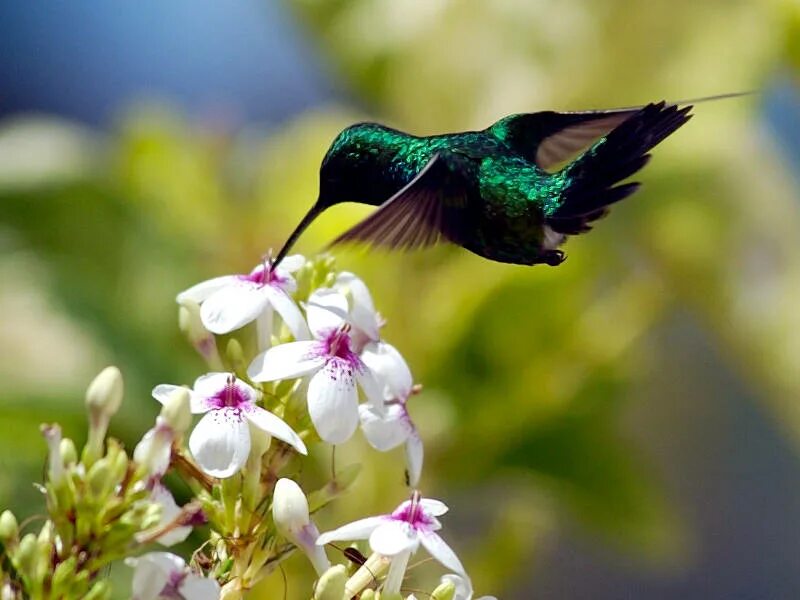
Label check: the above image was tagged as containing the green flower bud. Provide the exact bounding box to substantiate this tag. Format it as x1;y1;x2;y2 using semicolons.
360;591;376;600
0;510;19;545
87;458;112;498
51;556;78;595
314;564;347;600
83;580;111;600
59;438;78;466
431;579;456;600
378;593;403;600
179;300;223;370
225;338;246;373
14;533;38;576
159;388;192;435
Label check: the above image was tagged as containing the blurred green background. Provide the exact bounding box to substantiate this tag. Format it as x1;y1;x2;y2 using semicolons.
2;1;800;598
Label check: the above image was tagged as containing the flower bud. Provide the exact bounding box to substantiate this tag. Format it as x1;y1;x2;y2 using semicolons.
273;478;330;575
85;366;123;422
313;564;346;600
84;366;123;466
83;580;111;600
159;388;191;435
179;300;223;370
15;533;38;576
133;420;174;480
431;579;456;600
360;591;376;600
59;438;78;466
87;458;112;498
40;424;65;485
0;510;19;546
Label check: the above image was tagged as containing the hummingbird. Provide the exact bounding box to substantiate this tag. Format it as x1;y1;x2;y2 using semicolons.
271;100;694;267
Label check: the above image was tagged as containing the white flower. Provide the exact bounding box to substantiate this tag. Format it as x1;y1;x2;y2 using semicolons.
126;552;219;600
333;272;381;350
133;417;175;480
358;343;424;486
152;373;307;478
272;478;330;575
148;484;192;547
248;289;381;444
176;256;310;343
441;573;497;600
317;492;466;595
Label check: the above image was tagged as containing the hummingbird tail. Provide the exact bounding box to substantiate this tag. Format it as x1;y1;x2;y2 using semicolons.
548;101;692;233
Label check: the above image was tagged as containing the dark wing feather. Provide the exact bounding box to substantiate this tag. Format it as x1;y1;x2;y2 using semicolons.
329;154;469;251
488;108;639;171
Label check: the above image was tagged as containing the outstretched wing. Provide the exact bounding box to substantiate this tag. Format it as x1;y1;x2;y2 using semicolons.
329;153;471;251
488;108;639;171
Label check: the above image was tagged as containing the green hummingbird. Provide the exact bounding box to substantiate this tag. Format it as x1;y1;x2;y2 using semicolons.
271;101;693;267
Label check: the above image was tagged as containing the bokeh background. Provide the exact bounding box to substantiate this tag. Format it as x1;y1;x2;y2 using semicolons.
2;1;800;598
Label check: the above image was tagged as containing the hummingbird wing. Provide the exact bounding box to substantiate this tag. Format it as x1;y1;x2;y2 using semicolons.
329;154;470;251
488;108;640;171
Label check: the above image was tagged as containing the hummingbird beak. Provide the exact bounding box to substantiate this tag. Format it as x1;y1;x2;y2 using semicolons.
271;200;325;268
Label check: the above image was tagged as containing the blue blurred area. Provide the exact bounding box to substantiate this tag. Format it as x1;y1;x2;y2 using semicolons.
764;76;800;179
0;0;333;126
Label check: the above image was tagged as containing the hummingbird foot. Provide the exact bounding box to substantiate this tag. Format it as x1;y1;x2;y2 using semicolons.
539;249;566;267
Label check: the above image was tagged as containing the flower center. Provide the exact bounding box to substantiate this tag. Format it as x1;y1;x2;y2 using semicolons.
159;569;187;599
393;491;432;530
239;264;285;288
324;324;356;360
209;375;249;409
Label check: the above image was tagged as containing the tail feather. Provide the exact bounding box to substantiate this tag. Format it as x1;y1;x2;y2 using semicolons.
548;102;692;233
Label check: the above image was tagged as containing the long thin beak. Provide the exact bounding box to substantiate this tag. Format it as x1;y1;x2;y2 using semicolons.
271;202;325;268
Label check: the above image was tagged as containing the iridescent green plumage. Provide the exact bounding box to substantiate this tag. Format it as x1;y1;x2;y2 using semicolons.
272;101;692;266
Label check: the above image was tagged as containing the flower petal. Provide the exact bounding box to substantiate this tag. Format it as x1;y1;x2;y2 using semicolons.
127;552;184;600
369;520;419;556
356;366;384;411
151;384;185;406
264;285;311;341
316;516;385;546
359;404;409;451
245;405;307;455
200;283;269;334
248;341;324;382
189;409;250;478
306;289;349;337
420;498;449;517
405;431;424;487
336;272;380;341
307;360;359;444
150;484;192;547
277;254;305;273
421;532;466;577
177;275;238;304
361;341;413;400
133;425;172;478
179;575;221;600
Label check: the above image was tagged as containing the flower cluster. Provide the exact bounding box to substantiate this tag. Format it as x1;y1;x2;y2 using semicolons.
0;254;495;600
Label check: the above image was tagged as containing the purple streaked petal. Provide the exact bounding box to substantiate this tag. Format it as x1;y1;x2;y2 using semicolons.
335;272;380;342
317;516;385;546
200;284;269;334
244;405;307;455
421;532;466;577
369;520;419;557
306;289;349;338
176;275;238;304
360;341;413;400
189;409;250;478
263;285;311;341
128;552;183;600
405;431;424;487
307;360;360;444
248;341;324;382
359;404;409;451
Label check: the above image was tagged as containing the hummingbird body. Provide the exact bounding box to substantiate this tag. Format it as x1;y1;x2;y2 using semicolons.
272;101;693;266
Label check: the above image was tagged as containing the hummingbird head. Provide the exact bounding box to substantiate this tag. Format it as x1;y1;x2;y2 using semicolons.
316;123;401;209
